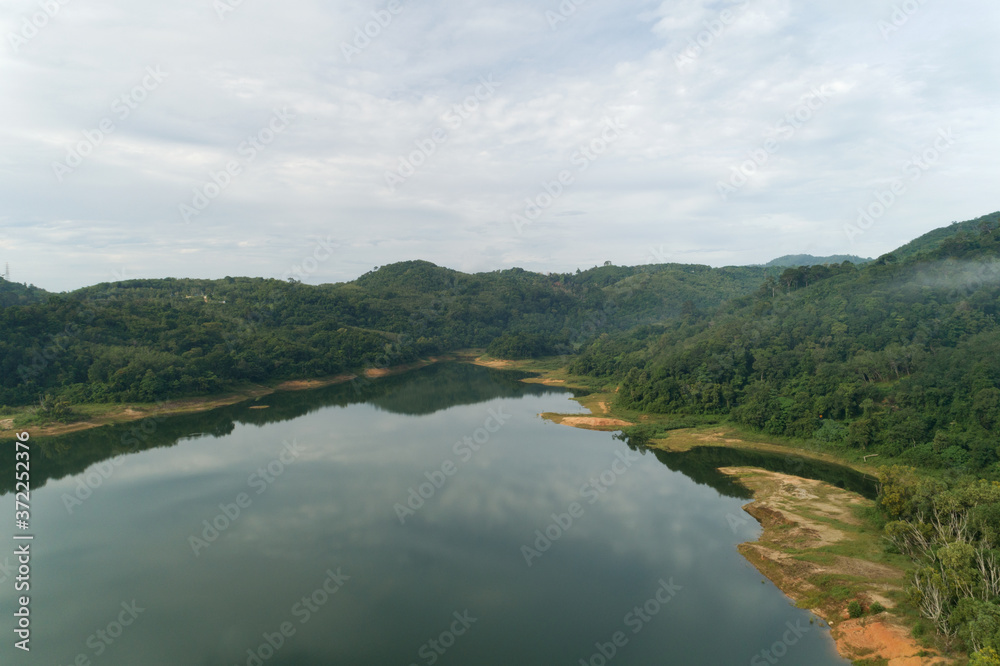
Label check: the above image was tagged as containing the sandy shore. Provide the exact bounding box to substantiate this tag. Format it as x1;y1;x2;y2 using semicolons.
720;468;952;666
546;401;952;664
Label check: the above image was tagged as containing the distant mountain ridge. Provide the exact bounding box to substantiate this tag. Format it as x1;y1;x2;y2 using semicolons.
2;211;998;416
573;210;1000;476
764;254;872;268
891;211;1000;260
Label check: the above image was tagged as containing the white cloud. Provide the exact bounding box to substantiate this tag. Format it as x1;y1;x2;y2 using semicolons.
1;0;997;291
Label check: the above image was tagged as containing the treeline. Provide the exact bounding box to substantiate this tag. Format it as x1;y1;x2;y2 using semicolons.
0;277;48;307
0;261;772;408
572;212;1000;476
879;467;1000;663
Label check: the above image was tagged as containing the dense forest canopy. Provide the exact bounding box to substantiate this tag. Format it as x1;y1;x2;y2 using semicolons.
3;216;997;466
0;259;773;408
574;212;1000;477
764;253;873;267
3;211;1000;660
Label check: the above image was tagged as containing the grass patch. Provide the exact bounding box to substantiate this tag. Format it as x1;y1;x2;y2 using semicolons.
796;573;862;609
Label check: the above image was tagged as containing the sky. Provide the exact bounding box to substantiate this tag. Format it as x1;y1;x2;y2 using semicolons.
1;0;998;292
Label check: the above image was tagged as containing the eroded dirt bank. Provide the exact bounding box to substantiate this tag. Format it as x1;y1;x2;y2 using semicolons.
720;467;952;666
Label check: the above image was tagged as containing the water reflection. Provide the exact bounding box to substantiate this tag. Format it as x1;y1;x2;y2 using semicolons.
645;444;876;500
0;363;567;496
0;363;854;665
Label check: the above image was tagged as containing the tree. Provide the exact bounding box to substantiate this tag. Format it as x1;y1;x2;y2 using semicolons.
973;388;1000;431
971;647;1000;665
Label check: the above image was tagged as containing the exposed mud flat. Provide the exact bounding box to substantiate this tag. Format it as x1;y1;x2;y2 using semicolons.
720;468;953;666
560;416;633;427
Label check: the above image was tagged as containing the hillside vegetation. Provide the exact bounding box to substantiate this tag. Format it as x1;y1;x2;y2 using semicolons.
0;261;771;409
3;211;1000;660
575;212;1000;477
569;211;1000;662
765;253;873;267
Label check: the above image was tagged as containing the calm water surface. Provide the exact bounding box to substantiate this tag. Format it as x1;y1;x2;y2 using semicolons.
0;363;861;665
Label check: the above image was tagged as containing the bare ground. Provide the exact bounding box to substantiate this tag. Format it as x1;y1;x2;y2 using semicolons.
471;358;514;369
721;467;953;666
275;373;358;390
560;416;633;427
541;412;634;429
1;358;453;440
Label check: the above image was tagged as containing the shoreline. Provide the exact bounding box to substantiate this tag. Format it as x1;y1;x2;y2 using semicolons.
719;467;952;666
527;363;880;477
529;367;956;665
0;354;958;662
0;354;467;440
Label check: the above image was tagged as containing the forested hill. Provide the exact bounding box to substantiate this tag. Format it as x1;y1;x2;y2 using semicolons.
3;210;998;474
765;254;872;267
5;213;999;661
0;276;50;307
0;260;772;408
573;211;1000;476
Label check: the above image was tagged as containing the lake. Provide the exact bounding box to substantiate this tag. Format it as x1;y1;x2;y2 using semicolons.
0;362;862;665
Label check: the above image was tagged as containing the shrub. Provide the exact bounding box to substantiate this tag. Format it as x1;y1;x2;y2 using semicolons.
970;647;1000;666
848;600;864;618
869;602;885;615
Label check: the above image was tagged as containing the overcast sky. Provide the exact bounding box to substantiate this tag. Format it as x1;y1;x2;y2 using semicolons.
2;0;998;291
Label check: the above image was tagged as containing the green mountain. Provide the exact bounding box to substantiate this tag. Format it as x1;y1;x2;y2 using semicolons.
765;254;872;267
2;212;997;466
574;211;1000;476
574;212;1000;660
4;212;1000;661
0;261;770;408
0;277;50;307
891;211;1000;261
